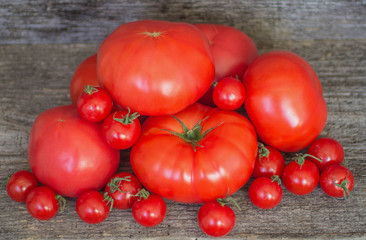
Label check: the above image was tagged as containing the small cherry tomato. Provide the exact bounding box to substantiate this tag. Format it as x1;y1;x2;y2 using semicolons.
26;186;65;220
282;154;320;195
104;172;142;210
320;164;354;198
252;143;285;178
76;85;113;122
132;189;166;227
76;190;112;224
6;170;38;202
212;77;246;110
249;176;282;209
101;109;141;150
307;137;345;172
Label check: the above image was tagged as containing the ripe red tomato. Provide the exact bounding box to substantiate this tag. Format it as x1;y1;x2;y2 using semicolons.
197;201;236;237
252;143;285;178
26;186;63;221
282;157;320;195
248;176;282;209
76;190;111;224
212;77;246;110
70;54;100;105
104;172;142;210
243;50;327;152
101;109;141;150
97;20;215;116
131;103;257;203
77;85;113;122
320;164;354;198
307;137;345;172
132;189;166;227
6;170;38;202
28;105;120;197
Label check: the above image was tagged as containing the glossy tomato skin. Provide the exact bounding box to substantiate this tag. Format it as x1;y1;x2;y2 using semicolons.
26;186;59;221
6;170;38;202
212;77;246;110
105;172;142;210
197;201;236;237
243;50;327;152
252;145;285;178
132;194;166;227
101;110;141;150
320;164;354;198
28;105;120;197
282;160;320;195
307;138;345;172
248;177;282;209
70;54;100;105
98;20;215;116
76;190;110;224
131;103;257;203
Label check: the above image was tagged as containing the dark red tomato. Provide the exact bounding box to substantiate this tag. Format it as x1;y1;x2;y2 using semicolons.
70;54;100;105
248;176;282;209
252;143;285;178
131;103;257;203
26;186;62;221
197;201;236;237
320;164;354;198
101;109;141;150
282;158;320;195
76;190;111;224
77;85;113;122
98;20;215;116
6;170;38;202
28;105;120;197
104;172;142;210
307;137;345;172
212;77;246;110
132;189;166;227
243;50;327;152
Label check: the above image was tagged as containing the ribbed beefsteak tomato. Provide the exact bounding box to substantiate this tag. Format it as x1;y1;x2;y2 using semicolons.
97;20;215;116
130;103;257;203
243;50;327;152
28;105;120;197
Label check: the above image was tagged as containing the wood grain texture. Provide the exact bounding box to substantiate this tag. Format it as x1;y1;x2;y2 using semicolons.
0;0;366;239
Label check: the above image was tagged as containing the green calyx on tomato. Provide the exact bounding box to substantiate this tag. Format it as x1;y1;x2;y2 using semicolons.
142;31;161;38
106;176;131;194
333;172;352;199
103;192;114;211
162;115;222;151
134;189;150;200
217;192;241;211
55;194;66;213
295;153;323;168
83;85;99;95
258;142;270;164
271;175;282;185
113;108;140;125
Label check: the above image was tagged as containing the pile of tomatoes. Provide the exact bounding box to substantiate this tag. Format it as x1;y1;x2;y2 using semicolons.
5;19;355;237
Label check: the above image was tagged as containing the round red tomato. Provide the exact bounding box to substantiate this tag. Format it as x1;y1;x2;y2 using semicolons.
97;20;215;116
307;137;344;172
101;109;141;150
212;77;246;110
243;50;327;152
28;105;120;197
130;103;257;203
252;143;285;178
282;158;320;195
248;176;282;209
76;190;111;224
197;201;236;237
104;172;142;210
132;189;166;227
6;170;38;202
70;54;100;105
320;164;354;198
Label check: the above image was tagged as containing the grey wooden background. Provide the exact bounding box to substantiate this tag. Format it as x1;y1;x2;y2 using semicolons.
0;0;365;239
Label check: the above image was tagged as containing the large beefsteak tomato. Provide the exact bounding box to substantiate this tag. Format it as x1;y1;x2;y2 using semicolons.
130;103;257;203
243;50;327;152
97;20;215;116
28;105;120;197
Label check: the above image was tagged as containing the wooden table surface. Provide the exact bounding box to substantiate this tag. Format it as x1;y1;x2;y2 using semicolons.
1;1;365;239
